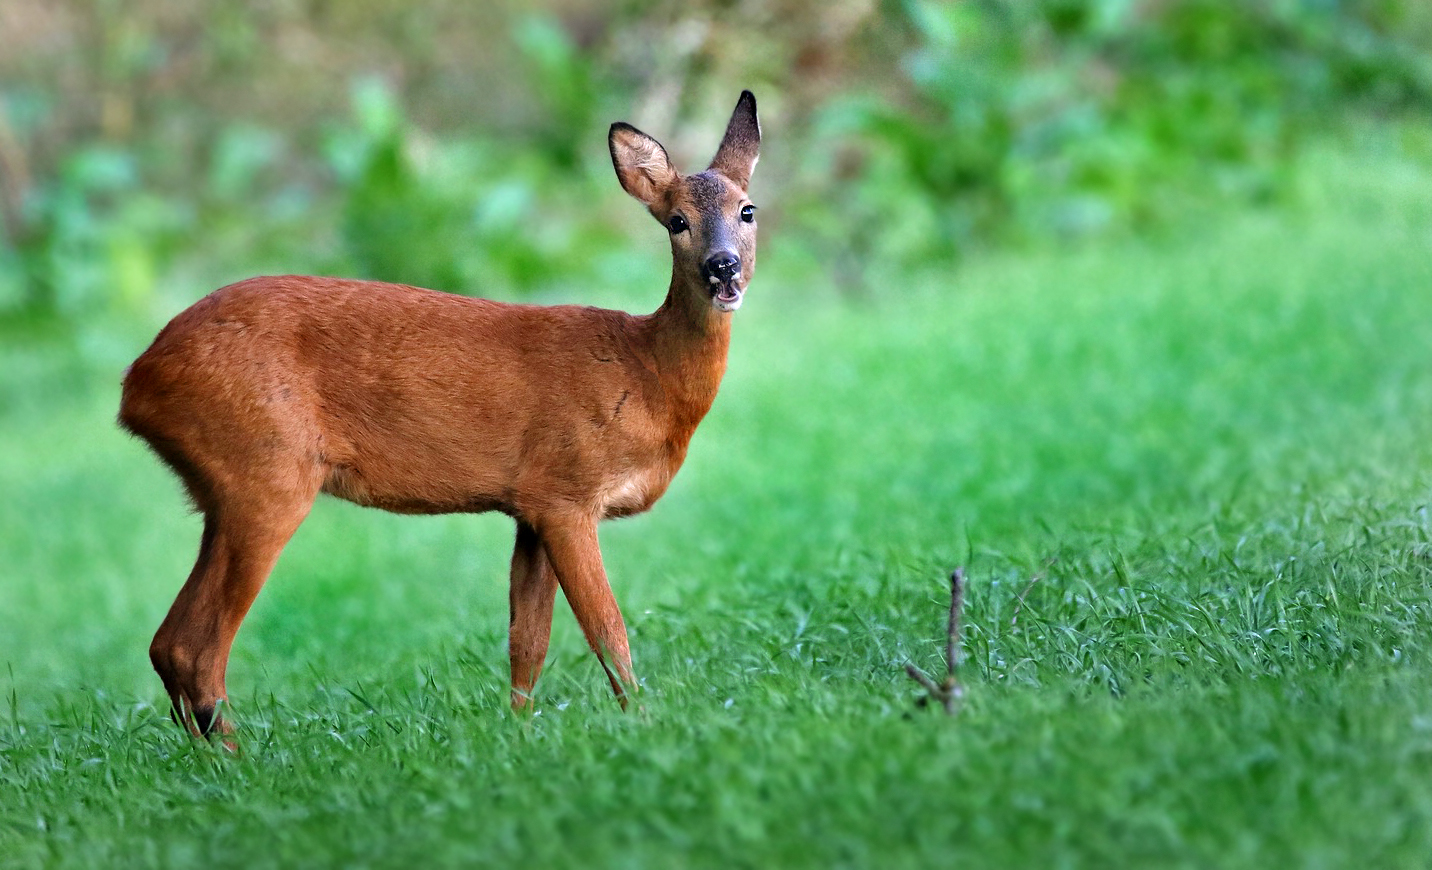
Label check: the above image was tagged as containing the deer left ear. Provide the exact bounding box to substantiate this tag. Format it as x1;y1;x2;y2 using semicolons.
611;122;678;209
709;90;760;192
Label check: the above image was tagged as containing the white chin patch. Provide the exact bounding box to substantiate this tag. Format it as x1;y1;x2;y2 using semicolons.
711;274;744;312
712;282;743;312
713;293;743;313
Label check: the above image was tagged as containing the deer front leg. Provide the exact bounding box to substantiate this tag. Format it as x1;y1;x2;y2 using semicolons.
508;521;559;711
538;515;635;707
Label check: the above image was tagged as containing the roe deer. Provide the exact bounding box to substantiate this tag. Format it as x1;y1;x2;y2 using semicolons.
119;91;761;739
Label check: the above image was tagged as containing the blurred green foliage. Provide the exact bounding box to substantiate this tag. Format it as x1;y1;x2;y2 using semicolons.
799;0;1432;270
0;0;1430;322
331;75;628;295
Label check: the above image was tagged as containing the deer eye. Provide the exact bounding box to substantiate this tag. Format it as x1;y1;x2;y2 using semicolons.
741;204;757;223
668;214;689;234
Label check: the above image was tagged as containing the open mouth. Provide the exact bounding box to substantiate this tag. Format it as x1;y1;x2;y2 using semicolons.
709;276;744;312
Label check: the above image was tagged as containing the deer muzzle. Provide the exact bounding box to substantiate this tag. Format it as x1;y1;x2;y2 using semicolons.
701;252;744;312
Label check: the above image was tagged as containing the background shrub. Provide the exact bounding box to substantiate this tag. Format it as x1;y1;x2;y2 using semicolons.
1;0;1429;319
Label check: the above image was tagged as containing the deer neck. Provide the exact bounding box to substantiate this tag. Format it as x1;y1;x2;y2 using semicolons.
641;274;732;432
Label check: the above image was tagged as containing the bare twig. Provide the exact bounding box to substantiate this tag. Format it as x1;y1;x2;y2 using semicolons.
945;567;964;677
1009;575;1041;628
905;568;966;716
904;662;941;695
1009;558;1056;629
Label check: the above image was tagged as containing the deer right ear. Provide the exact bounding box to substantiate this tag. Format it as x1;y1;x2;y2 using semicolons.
709;90;760;191
610;123;677;209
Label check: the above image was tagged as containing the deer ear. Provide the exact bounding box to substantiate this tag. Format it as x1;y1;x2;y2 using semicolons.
610;123;677;208
709;90;760;191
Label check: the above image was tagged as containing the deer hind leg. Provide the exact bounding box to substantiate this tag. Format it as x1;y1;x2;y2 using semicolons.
538;515;634;707
150;469;320;739
508;521;560;711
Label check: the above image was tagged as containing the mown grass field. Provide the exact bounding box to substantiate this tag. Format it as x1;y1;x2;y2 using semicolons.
2;149;1431;868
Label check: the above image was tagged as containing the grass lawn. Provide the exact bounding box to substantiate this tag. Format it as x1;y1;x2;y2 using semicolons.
2;148;1431;868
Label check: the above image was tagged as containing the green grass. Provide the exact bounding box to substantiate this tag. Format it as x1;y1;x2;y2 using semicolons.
3;148;1432;868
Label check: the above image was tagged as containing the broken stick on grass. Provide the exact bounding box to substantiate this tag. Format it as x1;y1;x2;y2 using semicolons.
905;568;966;715
1009;557;1056;630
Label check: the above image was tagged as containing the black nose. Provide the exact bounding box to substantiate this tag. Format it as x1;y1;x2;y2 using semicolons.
702;252;740;283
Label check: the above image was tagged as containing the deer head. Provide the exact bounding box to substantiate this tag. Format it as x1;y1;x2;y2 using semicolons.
609;91;761;314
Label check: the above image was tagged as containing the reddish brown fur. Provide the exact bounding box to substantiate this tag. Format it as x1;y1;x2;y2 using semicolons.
119;92;761;738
